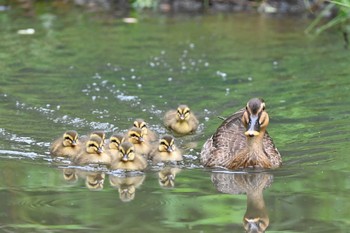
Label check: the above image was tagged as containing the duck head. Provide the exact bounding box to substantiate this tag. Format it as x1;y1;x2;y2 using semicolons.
242;98;269;137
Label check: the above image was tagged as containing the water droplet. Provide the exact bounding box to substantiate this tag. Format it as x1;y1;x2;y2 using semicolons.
168;77;173;81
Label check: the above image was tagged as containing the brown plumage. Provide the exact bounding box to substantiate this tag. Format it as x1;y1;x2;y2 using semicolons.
73;135;112;166
201;98;282;169
150;135;182;163
110;141;148;171
164;105;199;135
50;130;81;158
133;118;158;142
126;127;152;156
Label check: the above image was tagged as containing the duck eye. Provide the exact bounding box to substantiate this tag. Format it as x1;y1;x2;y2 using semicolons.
160;141;167;146
130;133;138;137
64;136;71;141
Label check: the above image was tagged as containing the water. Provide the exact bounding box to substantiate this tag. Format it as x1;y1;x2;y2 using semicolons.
1;10;350;233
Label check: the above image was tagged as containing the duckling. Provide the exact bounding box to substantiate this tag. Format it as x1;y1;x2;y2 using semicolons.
109;174;145;202
158;167;181;188
106;133;125;150
80;130;106;144
126;127;152;156
150;135;182;163
110;141;148;171
133;118;158;142
200;98;282;169
164;104;199;135
50;130;81;158
73;135;112;166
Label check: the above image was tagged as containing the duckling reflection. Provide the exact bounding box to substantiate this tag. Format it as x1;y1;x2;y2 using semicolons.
158;167;181;188
62;168;78;183
109;174;146;202
211;172;273;233
76;170;106;191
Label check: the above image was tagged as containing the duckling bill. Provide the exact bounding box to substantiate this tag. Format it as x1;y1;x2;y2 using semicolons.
200;98;282;169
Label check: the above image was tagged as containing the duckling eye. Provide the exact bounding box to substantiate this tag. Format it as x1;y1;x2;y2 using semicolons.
130;133;138;138
160;141;168;146
64;136;72;141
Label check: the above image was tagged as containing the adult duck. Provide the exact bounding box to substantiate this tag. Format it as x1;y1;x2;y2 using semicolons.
200;98;281;169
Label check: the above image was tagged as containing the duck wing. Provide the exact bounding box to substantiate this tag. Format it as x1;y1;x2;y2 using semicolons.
201;108;246;167
262;131;282;167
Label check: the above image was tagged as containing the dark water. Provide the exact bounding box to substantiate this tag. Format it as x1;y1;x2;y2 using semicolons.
1;10;350;233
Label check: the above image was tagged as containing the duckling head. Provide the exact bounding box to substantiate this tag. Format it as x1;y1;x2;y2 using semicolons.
118;142;136;162
158;135;176;153
90;130;106;142
62;130;79;147
242;98;269;138
128;127;145;144
86;135;104;154
176;105;191;121
109;133;125;150
133;118;148;133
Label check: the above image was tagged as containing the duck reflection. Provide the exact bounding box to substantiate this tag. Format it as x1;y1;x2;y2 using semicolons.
158;167;181;188
211;172;273;233
109;174;145;202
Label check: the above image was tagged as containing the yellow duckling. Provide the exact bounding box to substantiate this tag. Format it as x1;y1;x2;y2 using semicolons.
200;98;282;169
73;135;112;166
133;118;158;142
110;141;148;171
126;127;152;156
150;135;183;163
164;104;199;135
80;130;106;144
106;133;125;150
50;130;81;158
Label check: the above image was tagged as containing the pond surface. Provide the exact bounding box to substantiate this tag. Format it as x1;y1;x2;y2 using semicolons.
1;10;350;233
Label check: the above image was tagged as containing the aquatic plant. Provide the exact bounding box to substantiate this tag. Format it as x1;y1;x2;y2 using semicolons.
305;0;350;47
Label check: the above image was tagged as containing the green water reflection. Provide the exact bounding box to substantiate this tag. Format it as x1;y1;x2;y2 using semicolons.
1;10;350;233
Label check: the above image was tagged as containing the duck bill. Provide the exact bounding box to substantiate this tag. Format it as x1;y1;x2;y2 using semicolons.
167;146;174;153
138;137;144;143
122;154;128;162
71;140;77;146
179;115;185;120
97;147;103;154
245;114;260;137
